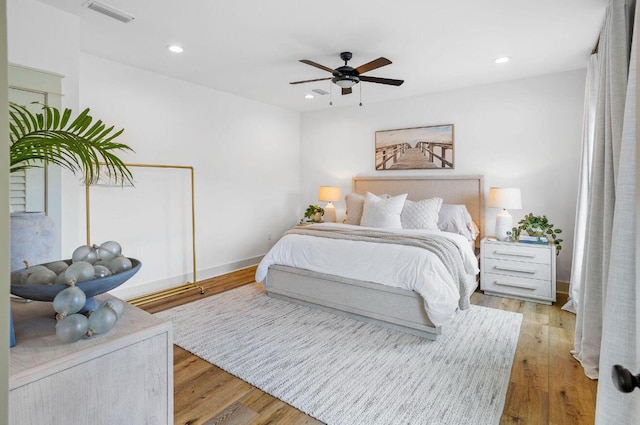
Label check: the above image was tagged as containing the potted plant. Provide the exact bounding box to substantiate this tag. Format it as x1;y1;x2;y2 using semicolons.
508;213;563;254
10;102;134;184
9;102;135;270
302;204;324;223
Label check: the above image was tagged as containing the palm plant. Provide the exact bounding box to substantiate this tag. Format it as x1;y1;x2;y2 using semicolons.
9;102;134;185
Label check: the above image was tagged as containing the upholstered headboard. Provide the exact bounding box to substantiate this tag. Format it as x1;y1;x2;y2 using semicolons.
352;175;484;243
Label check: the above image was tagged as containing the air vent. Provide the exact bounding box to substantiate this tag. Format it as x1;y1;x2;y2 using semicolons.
312;89;329;96
84;1;135;23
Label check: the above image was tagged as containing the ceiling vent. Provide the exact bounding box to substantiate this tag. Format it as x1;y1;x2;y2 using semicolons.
84;1;135;23
312;89;329;96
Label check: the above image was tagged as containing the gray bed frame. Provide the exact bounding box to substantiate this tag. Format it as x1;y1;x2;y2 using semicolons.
264;175;484;340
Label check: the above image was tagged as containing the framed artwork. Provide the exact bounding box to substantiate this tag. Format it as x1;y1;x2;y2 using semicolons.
375;124;454;170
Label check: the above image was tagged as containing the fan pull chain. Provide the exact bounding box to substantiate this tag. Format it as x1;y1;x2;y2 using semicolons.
329;81;333;106
359;83;363;107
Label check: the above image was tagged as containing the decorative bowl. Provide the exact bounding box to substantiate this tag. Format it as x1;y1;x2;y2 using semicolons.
11;258;141;311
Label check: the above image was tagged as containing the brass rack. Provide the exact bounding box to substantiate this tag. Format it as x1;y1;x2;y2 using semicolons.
85;163;204;306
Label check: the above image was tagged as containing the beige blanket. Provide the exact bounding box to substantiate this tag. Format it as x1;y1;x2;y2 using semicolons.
285;226;471;310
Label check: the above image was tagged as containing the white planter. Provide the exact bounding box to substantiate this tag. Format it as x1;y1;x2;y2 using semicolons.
10;212;56;271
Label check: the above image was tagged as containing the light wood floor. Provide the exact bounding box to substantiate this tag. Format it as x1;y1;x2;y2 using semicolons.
140;266;597;425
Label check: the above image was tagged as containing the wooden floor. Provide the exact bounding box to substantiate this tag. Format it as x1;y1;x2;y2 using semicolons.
140;267;597;425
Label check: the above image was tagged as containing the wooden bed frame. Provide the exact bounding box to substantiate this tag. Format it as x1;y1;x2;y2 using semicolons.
264;175;484;340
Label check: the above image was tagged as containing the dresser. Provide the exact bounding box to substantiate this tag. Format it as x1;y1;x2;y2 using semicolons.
480;237;556;304
9;294;173;425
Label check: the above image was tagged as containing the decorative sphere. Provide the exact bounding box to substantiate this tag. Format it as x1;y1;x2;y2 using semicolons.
25;268;57;285
72;245;98;264
65;261;95;283
55;314;89;343
54;272;69;285
93;265;112;278
46;261;69;275
88;306;118;334
96;241;122;262
108;256;132;274
53;285;86;317
20;265;49;284
99;298;124;319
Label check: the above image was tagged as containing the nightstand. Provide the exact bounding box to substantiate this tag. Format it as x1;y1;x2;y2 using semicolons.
480;237;556;304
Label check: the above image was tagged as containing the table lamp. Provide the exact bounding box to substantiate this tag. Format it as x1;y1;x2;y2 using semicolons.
318;186;341;223
488;187;522;241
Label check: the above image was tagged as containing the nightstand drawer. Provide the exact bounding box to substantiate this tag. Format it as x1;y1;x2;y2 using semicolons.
482;244;551;265
482;272;552;299
483;258;550;280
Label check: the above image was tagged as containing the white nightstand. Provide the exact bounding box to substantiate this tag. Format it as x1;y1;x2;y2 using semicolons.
480;237;556;304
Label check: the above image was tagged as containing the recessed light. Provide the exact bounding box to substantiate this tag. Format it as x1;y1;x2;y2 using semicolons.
167;45;184;53
305;94;314;99
494;56;510;64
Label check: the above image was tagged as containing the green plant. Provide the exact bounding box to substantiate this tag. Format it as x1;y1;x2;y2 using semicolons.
302;204;324;223
508;213;563;254
9;102;134;185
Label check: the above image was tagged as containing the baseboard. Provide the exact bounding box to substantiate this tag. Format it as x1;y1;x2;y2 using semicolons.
111;255;263;300
556;280;569;295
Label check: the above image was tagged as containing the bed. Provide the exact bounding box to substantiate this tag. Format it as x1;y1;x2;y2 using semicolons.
256;175;484;340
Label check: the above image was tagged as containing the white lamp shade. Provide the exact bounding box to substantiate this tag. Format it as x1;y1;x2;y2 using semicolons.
318;186;341;202
488;187;522;210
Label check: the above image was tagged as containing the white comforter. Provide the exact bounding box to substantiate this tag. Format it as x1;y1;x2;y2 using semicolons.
255;223;480;326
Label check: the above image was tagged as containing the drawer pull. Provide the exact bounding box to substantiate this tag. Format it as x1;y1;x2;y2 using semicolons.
493;250;536;258
493;280;538;290
493;265;537;274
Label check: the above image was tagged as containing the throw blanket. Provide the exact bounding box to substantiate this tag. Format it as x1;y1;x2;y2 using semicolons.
285;226;471;310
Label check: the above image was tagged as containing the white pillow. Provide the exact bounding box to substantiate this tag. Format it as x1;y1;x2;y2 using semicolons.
344;192;391;225
401;197;443;230
360;192;408;229
438;204;479;241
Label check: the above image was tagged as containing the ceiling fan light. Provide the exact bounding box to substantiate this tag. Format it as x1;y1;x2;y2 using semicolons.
333;76;358;88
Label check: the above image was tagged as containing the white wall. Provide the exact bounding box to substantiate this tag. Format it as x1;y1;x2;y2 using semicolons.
300;70;586;282
7;0;300;298
79;54;300;298
7;0;82;261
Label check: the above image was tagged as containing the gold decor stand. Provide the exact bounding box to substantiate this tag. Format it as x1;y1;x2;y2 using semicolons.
85;163;204;307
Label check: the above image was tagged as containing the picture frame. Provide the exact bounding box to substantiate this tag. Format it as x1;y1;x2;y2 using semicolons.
375;124;454;170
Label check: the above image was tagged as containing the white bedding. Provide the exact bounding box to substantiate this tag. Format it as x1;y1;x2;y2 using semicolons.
256;223;480;326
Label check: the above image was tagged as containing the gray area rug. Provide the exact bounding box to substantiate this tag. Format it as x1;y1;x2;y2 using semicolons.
156;285;522;425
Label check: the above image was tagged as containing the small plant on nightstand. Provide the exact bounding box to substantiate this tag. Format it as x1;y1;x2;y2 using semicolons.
508;213;563;254
302;204;324;223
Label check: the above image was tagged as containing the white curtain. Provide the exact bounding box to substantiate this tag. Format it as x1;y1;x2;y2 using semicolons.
571;0;635;381
595;4;638;422
563;54;598;314
571;0;638;422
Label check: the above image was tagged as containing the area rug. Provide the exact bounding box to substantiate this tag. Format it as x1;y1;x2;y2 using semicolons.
156;285;522;425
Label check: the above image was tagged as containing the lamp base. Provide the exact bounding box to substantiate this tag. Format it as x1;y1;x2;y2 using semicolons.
324;204;336;223
495;210;513;241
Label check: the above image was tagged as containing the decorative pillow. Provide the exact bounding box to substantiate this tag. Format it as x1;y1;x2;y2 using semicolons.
344;192;365;225
401;197;443;230
360;192;408;229
438;204;479;241
344;192;391;225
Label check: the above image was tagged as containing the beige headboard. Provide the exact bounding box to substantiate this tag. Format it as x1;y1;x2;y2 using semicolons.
352;175;484;243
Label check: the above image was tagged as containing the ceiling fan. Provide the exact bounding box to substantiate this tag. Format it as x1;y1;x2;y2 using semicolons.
290;52;404;95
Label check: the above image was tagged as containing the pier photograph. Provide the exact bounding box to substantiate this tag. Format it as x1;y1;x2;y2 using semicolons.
375;124;454;170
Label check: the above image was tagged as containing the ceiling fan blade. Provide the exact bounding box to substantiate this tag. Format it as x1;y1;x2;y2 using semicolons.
299;59;335;74
342;87;352;95
355;57;392;75
359;75;404;86
289;77;332;85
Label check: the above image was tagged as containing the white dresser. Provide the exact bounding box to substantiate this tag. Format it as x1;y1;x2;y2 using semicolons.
9;294;173;425
480;237;556;304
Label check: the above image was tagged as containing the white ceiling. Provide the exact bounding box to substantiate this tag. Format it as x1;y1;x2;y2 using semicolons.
38;0;607;112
